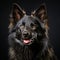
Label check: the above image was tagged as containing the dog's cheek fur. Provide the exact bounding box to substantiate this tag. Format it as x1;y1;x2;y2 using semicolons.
9;47;17;60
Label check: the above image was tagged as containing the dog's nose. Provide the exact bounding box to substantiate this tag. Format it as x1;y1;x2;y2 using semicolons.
23;32;29;37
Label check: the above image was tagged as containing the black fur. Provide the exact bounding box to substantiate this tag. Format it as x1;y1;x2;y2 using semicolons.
8;3;57;60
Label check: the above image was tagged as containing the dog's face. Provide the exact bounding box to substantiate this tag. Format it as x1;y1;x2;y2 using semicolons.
15;15;45;45
9;3;48;46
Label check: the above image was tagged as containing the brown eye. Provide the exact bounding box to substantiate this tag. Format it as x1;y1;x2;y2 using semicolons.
30;23;37;30
32;26;36;30
20;25;24;29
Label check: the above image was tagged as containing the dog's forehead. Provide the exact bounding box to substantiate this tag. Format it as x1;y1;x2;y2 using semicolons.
16;15;39;27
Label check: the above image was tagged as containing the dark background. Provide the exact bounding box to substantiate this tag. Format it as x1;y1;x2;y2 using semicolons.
0;0;60;60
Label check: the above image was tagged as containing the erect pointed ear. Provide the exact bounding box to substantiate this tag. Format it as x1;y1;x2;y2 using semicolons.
11;3;26;21
31;3;49;38
8;3;26;33
31;3;48;23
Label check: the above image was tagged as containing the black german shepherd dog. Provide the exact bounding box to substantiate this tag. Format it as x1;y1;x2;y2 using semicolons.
8;3;57;60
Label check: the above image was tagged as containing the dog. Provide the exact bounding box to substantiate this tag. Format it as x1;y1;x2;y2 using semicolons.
8;3;57;60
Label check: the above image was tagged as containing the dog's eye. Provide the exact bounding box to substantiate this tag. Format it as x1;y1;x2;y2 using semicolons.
30;23;37;30
32;26;36;30
20;25;25;29
20;22;25;29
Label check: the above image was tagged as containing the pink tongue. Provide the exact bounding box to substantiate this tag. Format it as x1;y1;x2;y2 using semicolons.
23;40;30;44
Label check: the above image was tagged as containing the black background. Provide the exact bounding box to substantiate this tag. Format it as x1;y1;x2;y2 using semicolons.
0;0;60;60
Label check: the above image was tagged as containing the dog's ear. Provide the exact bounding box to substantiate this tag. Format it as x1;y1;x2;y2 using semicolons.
31;3;49;38
12;3;26;20
31;3;48;22
8;3;26;33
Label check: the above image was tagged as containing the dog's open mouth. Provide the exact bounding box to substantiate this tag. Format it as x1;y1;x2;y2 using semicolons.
22;34;36;45
23;39;31;44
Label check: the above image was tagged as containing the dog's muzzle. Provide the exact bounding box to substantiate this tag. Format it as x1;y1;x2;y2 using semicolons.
16;28;37;45
22;32;37;45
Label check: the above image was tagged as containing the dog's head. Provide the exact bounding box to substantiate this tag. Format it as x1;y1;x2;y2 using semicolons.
15;15;46;45
8;3;48;46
